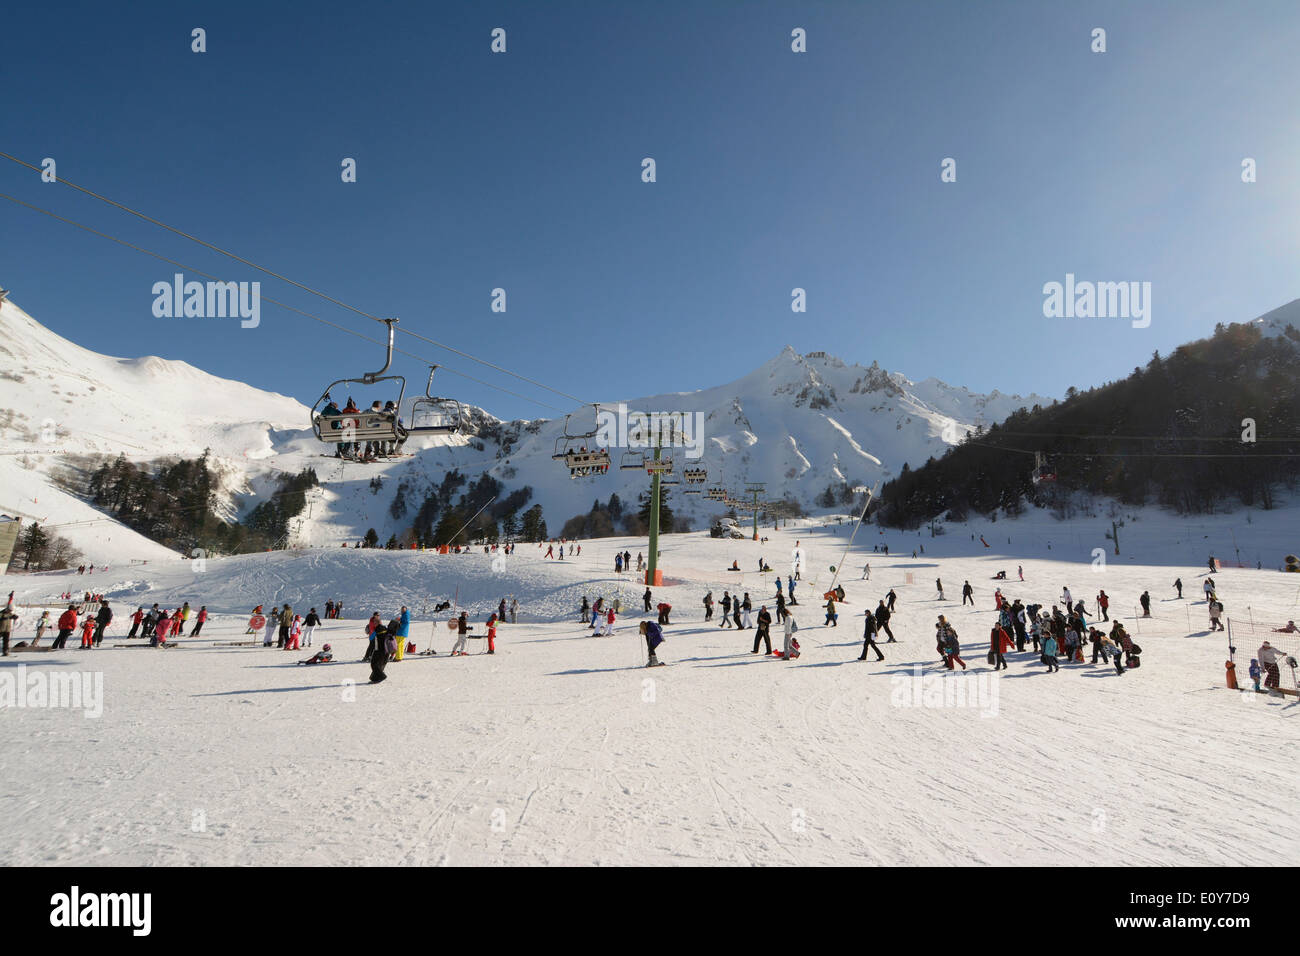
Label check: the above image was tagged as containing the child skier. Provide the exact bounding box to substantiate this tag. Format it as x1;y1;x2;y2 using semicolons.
1249;658;1262;692
451;612;472;656
298;643;334;665
602;605;616;637
486;613;498;654
80;614;97;649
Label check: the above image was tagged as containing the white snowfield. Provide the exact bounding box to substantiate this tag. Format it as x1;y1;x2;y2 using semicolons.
1;516;1296;867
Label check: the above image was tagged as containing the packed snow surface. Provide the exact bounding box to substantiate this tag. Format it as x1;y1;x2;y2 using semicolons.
2;516;1296;866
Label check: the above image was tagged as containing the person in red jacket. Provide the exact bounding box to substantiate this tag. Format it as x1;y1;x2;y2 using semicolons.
54;605;78;649
486;613;498;654
191;606;208;637
990;624;1014;671
152;609;170;646
127;606;144;638
80;615;97;649
1096;590;1110;622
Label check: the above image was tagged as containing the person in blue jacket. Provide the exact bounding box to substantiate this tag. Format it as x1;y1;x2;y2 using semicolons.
639;620;665;666
787;576;798;606
1042;634;1060;673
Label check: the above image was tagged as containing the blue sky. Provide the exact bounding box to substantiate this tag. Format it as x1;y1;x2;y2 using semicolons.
2;0;1297;420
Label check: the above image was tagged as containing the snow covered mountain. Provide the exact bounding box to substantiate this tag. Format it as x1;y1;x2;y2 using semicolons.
2;292;1052;561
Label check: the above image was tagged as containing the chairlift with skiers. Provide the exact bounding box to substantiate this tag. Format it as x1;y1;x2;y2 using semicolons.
1033;451;1057;484
311;317;408;449
551;405;611;478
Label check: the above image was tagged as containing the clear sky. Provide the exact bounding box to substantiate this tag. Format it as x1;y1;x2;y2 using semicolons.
2;0;1297;421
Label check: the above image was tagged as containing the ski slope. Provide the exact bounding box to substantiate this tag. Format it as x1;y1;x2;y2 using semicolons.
1;517;1296;867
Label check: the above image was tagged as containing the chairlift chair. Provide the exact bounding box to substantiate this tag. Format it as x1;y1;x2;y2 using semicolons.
408;365;463;435
644;454;675;475
1032;451;1057;484
683;467;707;484
311;318;408;452
619;450;646;471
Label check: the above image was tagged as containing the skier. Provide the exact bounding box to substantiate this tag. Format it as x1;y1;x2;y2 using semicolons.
752;605;773;655
657;602;672;626
1173;577;1183;599
1140;591;1152;617
590;597;603;629
1017;565;1024;582
192;606;208;637
858;609;884;662
643;587;652;613
962;581;973;606
54;604;77;650
80;613;97;649
580;596;590;624
936;578;944;601
886;589;897;612
303;608;319;646
285;615;302;651
775;590;788;623
1248;658;1262;692
152;609;170;647
299;643;334;665
601;605;616;637
639;620;665;666
451;612;472;656
34;609;51;647
486;613;498;654
787;576;798;606
545;544;554;559
1097;590;1110;621
719;592;732;628
862;563;870;580
178;602;191;635
125;607;142;639
823;596;838;627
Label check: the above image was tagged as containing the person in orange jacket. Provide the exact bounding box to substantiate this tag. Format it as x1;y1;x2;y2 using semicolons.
989;624;1014;671
486;613;498;654
80;615;97;649
54;605;78;649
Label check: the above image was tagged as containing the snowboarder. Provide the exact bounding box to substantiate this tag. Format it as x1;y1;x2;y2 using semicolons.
858;610;884;662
